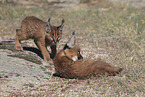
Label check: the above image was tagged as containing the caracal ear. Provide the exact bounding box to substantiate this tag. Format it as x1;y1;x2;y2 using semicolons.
58;19;64;33
46;18;52;33
63;31;75;50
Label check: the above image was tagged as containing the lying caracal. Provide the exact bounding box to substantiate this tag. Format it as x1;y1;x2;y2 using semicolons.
15;16;64;61
53;32;123;79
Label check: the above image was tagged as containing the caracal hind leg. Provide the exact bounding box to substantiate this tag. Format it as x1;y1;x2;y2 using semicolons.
35;39;51;62
50;45;57;59
15;29;24;50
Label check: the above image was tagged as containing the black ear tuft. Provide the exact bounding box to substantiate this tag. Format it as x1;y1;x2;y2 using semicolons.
62;19;65;23
72;31;75;35
48;18;51;22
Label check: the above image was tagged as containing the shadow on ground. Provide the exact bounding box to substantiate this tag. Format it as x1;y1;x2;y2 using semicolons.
0;40;45;64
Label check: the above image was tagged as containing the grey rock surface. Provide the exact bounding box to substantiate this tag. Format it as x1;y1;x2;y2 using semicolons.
0;43;54;96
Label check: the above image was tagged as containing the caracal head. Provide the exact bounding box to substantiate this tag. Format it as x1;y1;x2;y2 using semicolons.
63;31;83;61
45;18;64;45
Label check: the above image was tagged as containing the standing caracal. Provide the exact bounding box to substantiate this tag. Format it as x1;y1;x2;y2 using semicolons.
15;16;64;61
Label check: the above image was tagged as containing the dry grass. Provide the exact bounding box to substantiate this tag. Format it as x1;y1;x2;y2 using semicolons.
0;0;145;96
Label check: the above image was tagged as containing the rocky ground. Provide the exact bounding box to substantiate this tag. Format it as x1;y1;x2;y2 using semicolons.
0;39;55;96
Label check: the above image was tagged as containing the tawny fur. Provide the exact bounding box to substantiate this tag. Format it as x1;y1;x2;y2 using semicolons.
15;16;64;61
53;47;123;79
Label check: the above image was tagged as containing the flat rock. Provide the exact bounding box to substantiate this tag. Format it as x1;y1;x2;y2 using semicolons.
0;45;54;96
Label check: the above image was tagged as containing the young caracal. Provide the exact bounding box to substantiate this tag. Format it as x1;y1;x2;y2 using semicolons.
15;16;64;61
53;32;123;79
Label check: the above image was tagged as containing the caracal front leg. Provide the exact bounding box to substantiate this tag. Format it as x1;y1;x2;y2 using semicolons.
15;29;23;50
15;39;23;50
35;39;51;62
50;45;57;59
